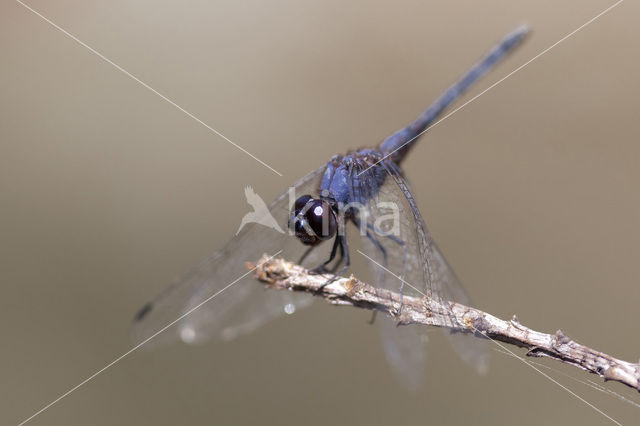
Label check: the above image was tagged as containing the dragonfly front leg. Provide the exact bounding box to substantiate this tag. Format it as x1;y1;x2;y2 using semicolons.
317;233;350;289
326;236;344;274
332;233;350;276
307;233;340;275
297;245;315;266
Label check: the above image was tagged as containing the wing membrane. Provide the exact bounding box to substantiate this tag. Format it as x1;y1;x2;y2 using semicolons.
356;160;489;386
131;166;329;347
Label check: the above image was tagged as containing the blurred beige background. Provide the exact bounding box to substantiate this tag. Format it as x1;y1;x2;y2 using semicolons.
1;1;639;425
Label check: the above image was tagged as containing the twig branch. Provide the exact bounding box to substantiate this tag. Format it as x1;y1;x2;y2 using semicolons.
252;255;640;391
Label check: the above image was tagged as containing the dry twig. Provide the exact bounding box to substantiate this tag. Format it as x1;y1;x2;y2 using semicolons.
252;255;640;391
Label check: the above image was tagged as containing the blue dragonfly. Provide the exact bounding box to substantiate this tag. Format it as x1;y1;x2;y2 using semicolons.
133;26;529;389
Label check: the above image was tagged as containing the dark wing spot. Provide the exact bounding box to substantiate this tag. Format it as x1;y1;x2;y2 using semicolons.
134;302;153;322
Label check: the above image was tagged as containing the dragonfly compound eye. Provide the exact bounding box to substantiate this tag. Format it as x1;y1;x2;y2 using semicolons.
289;196;337;245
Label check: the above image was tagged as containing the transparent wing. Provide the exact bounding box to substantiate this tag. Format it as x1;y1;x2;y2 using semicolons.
378;316;426;391
131;166;331;348
356;160;489;386
355;163;429;389
430;244;490;374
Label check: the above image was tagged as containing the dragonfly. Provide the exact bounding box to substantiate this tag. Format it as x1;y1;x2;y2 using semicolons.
132;26;529;389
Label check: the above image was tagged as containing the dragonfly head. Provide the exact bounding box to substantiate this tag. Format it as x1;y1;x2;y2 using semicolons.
289;195;337;246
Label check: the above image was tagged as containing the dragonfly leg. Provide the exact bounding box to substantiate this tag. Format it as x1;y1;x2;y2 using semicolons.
297;245;315;266
312;211;348;278
364;221;407;315
326;236;345;274
309;234;341;275
359;224;386;324
335;233;350;275
362;223;388;284
318;234;350;289
352;215;391;299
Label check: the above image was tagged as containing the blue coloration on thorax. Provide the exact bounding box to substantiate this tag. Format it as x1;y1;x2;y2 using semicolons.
319;149;389;207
